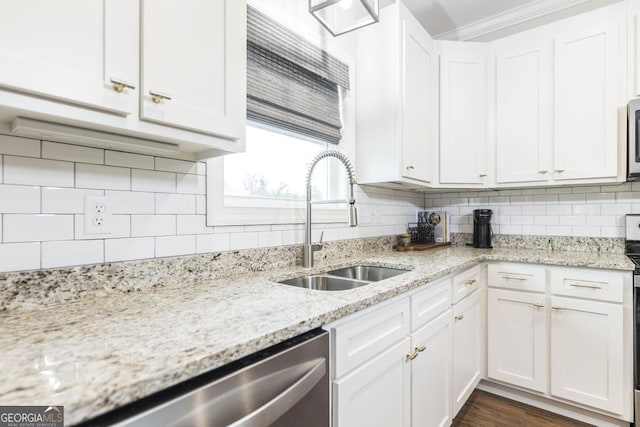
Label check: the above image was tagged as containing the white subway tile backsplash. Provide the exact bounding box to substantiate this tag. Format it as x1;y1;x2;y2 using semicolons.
586;193;615;204
155;193;195;214
500;225;522;235
0;155;3;184
545;205;572;215
616;192;640;202
575;186;601;193
259;231;283;247
534;216;559;226
177;174;206;194
546;225;572;236
42;240;104;268
196;162;206;176
196;195;206;214
533;195;558;204
74;215;130;240
510;216;534;225
132;169;175;193
601;203;632;215
131;215;176;237
42;141;103;164
558;193;585;204
283;229;304;245
602;183;631;193
4;214;73;242
0;135;40;157
105;237;155;262
488;196;510;205
510;196;534;204
42;187;103;214
76;164;130;190
0;242;40;272
546;187;572;195
105;151;154;170
522;189;546;196
558;215;586;226
156;235;195;257
572;226;601;237
572;204;601;215
521;205;546;216
586;215;617;227
155;158;196;174
177;215;212;235
521;225;546;235
601;226;625;238
230;233;259;250
4;156;73;187
196;234;229;253
0;185;40;213
106;190;155;214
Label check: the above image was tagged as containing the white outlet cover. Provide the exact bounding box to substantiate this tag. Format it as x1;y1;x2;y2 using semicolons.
84;195;112;234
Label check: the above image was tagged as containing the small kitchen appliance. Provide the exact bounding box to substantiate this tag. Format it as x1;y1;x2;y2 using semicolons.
628;98;640;180
472;209;493;248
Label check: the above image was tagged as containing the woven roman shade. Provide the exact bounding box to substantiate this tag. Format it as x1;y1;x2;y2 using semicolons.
247;6;350;144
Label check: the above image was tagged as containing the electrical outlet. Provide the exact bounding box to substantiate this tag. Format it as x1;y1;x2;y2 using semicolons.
84;196;112;234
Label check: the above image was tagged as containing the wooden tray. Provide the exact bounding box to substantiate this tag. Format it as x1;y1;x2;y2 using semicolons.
393;242;451;252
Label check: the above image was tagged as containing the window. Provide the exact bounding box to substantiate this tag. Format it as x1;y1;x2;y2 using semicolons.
206;2;354;226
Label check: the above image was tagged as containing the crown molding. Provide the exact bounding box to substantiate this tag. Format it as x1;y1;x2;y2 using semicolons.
433;0;592;41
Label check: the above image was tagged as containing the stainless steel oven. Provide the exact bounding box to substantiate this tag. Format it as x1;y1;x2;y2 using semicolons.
628;98;640;180
626;215;640;424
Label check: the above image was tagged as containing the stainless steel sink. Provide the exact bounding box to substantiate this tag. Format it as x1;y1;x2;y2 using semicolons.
326;265;411;282
278;275;369;291
277;265;411;291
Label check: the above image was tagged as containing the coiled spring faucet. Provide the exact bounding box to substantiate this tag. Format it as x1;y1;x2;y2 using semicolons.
304;150;358;268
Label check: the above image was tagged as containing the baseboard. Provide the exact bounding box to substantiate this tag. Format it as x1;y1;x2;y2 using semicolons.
477;380;631;427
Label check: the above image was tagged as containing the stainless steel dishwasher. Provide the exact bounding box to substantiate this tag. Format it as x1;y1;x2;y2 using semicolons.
81;329;329;427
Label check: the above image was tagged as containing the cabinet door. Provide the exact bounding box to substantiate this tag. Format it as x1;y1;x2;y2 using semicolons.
553;6;620;181
141;0;245;140
550;296;623;414
400;5;434;183
333;338;411;427
0;0;136;115
487;289;547;393
411;310;452;427
439;42;487;185
452;289;482;416
494;39;552;184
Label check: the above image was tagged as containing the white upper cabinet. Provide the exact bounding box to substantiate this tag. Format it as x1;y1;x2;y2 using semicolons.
140;0;245;140
0;0;137;115
0;0;246;159
356;1;436;187
490;3;625;187
494;37;552;184
438;41;487;186
553;8;620;181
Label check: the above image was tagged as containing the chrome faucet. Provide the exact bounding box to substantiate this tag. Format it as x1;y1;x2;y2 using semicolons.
303;150;358;268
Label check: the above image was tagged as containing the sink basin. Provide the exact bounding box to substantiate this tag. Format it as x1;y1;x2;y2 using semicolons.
278;275;369;291
326;265;411;282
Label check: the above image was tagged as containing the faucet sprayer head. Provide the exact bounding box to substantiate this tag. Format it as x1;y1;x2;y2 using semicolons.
349;202;358;227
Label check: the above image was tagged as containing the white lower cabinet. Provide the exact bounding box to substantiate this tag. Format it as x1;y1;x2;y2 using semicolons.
411;309;452;427
333;337;411;427
452;289;482;416
487;288;547;393
550;296;624;414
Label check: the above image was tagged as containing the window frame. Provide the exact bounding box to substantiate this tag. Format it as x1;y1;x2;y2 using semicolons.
206;3;356;227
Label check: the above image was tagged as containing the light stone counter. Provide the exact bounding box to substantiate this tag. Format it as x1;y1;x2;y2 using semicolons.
0;245;633;425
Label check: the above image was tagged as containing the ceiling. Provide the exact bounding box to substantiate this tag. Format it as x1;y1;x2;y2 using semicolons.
400;0;614;40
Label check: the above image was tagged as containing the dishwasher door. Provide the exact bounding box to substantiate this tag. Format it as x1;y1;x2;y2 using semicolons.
114;330;329;427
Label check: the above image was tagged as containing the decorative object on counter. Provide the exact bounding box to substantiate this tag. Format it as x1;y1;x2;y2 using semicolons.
398;233;411;246
408;211;448;244
393;241;452;252
469;209;493;248
309;0;379;36
303;150;358;268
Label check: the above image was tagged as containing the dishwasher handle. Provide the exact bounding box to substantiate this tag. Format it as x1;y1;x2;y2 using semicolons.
230;358;326;427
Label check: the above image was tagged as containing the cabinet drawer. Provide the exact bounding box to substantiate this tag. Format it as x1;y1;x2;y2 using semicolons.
488;263;545;292
550;267;625;303
452;265;482;303
411;278;452;331
329;298;411;378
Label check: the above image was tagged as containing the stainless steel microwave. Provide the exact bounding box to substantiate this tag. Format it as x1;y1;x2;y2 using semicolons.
630;98;640;180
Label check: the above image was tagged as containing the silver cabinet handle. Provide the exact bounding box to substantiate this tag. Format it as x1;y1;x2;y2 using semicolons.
551;306;564;311
149;90;172;103
415;345;426;352
230;359;326;426
406;165;415;170
538;170;548;174
406;350;419;360
501;275;527;281
532;303;545;308
554;169;565;173
464;279;477;286
110;78;135;92
569;282;602;290
479;173;487;177
455;315;464;321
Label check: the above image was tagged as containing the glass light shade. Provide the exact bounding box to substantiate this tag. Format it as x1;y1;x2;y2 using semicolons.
309;0;379;36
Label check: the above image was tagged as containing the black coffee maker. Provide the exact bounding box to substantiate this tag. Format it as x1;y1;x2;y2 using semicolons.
472;209;493;248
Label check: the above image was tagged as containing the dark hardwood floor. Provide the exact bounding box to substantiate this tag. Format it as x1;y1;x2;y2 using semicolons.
452;390;593;427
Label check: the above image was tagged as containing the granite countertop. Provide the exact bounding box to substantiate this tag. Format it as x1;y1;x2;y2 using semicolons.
0;245;633;425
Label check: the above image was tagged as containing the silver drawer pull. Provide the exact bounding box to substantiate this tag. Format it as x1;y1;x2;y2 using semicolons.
569;282;602;290
455;315;464;321
110;78;136;92
532;303;544;308
406;165;415;170
415;345;426;353
551;306;564;311
479;173;487;177
555;169;565;173
406;351;419;360
464;279;477;286
538;170;548;174
502;275;527;281
150;90;172;103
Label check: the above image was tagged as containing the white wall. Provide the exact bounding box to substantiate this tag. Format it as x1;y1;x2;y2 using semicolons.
428;183;635;238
